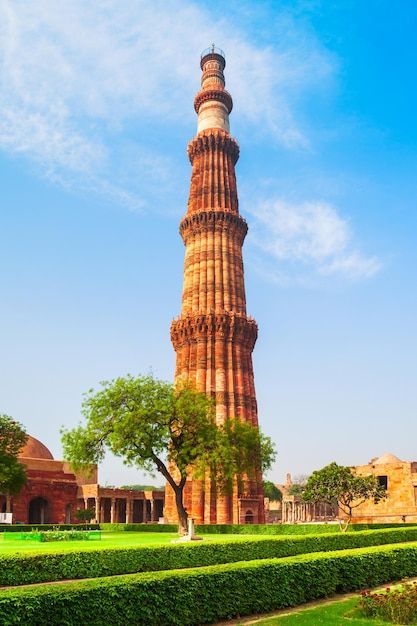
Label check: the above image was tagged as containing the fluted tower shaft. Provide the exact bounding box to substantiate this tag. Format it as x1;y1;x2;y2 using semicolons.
165;48;264;525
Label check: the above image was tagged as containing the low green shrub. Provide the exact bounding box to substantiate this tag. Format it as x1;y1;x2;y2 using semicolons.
99;523;177;532
195;522;417;535
3;530;101;543
1;526;417;586
1;543;417;625
0;523;99;533
40;530;101;542
2;522;413;534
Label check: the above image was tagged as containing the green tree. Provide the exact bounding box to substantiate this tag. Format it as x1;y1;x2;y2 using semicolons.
62;374;276;534
76;508;95;526
302;462;387;531
263;481;282;501
0;414;28;496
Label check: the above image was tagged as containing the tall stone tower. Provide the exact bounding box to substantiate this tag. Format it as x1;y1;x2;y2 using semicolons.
165;47;264;525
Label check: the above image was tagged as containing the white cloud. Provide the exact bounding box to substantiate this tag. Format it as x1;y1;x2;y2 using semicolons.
0;0;334;207
248;200;381;282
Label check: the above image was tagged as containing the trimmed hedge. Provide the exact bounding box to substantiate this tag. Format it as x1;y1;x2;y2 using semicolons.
2;526;417;586
99;523;177;532
0;524;99;533
196;522;417;535
2;522;415;534
1;543;417;625
101;522;417;535
3;530;102;543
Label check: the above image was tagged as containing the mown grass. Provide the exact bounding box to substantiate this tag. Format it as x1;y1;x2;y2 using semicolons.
249;596;394;625
0;531;265;554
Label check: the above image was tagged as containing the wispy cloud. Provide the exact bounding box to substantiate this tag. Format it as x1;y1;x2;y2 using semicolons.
247;200;381;283
0;0;334;208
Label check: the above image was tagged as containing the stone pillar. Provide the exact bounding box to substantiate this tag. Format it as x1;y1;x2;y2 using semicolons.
84;498;88;511
5;495;11;514
95;497;100;523
126;499;131;524
110;498;116;524
143;499;148;523
150;499;156;522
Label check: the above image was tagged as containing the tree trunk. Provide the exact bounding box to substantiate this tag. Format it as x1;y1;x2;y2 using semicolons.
339;518;350;532
338;506;352;532
149;452;188;535
174;485;188;535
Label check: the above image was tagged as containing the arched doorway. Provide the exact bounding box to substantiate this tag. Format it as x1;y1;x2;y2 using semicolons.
245;510;254;524
28;497;49;524
65;504;72;524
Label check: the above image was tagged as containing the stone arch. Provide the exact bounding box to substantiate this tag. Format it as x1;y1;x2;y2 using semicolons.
245;509;254;524
28;497;49;524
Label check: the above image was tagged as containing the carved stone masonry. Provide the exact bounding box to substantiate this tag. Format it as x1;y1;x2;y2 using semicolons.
164;49;265;525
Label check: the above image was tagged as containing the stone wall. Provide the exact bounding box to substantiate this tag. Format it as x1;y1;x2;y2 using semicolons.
351;456;417;523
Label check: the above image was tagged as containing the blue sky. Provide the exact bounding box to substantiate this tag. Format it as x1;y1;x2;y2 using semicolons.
1;0;416;486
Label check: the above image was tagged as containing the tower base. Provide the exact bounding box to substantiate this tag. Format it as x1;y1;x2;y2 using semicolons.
164;480;265;525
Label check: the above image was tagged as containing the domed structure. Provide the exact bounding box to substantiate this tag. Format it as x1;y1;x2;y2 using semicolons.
373;453;402;465
19;435;54;460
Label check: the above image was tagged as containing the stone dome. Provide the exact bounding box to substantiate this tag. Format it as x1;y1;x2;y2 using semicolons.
373;452;402;465
19;435;54;460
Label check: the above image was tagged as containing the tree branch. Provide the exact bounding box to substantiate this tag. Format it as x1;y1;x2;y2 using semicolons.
149;450;179;492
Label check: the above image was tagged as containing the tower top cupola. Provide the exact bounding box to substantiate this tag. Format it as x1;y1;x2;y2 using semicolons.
194;45;233;134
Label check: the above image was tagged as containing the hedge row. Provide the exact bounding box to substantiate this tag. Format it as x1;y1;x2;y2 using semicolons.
196;522;417;535
101;522;417;535
2;526;417;586
0;524;100;533
99;523;177;533
2;522;415;534
1;543;417;625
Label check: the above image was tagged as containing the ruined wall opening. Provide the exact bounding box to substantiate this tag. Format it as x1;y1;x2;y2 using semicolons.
28;497;49;524
377;475;388;490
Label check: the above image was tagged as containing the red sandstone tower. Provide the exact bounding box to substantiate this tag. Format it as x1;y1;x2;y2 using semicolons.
165;47;264;525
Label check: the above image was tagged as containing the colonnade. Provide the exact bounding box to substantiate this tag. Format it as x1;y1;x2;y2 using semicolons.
281;499;334;523
80;492;164;524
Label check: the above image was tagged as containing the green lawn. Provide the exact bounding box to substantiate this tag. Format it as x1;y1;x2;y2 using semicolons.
250;597;395;626
0;531;262;554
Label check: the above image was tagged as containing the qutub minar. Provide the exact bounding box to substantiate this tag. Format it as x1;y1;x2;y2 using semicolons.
164;46;265;525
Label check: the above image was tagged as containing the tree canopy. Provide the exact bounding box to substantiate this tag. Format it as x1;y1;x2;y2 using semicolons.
302;462;387;530
263;481;282;501
62;374;276;533
0;414;28;496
